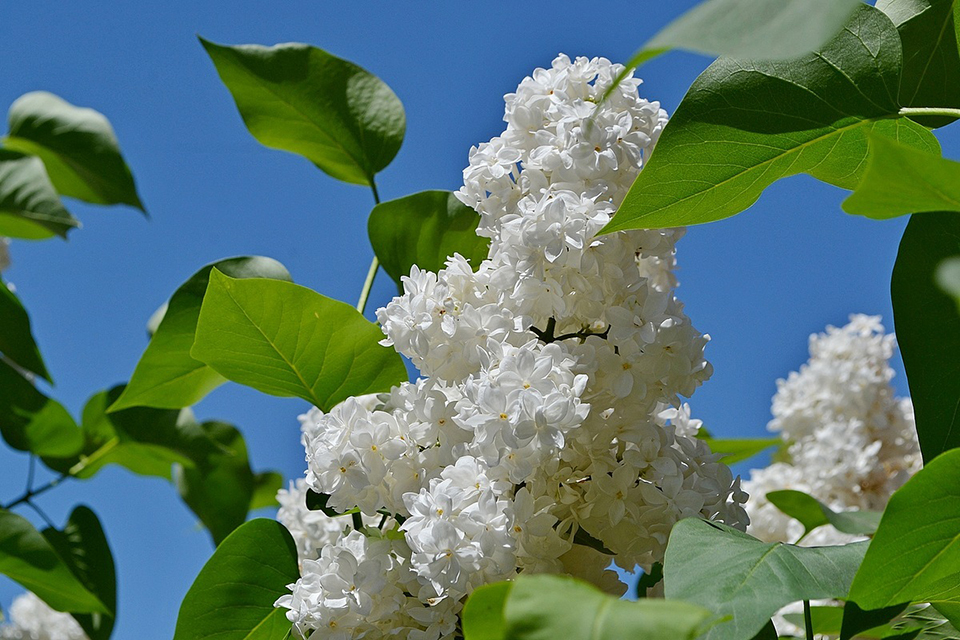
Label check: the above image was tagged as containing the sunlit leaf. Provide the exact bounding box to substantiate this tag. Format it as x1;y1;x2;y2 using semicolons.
767;489;882;537
0;360;82;458
173;519;299;640
191;270;407;410
4;91;144;210
0;282;51;382
200;38;405;186
0;149;77;239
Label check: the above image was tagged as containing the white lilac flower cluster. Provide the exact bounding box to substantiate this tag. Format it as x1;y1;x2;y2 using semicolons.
277;54;749;639
0;593;88;640
744;314;921;547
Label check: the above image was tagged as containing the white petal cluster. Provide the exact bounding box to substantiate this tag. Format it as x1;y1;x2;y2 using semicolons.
744;314;921;548
280;54;748;638
0;593;88;640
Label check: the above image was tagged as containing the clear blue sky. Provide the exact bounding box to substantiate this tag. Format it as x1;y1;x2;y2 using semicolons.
2;2;954;637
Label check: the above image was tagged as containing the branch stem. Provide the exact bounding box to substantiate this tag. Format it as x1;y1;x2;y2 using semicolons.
898;107;960;119
803;600;814;640
356;178;382;315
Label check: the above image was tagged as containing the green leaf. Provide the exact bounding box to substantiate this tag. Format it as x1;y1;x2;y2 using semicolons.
0;360;82;458
701;437;780;464
843;136;960;219
462;581;511;640
0;509;108;615
0;282;51;382
173;519;299;640
664;519;868;640
109;256;292;411
200;37;405;186
749;620;779;640
604;4;941;233
250;471;283;510
42;506;116;640
0;149;78;239
840;602;909;640
849;448;960;608
368;190;489;292
44;386;219;480
767;489;883;537
501;574;712;640
3;91;144;210
783;606;844;636
637;562;664;598
877;0;960;127
191;270;407;411
174;420;255;545
891;212;960;462
627;0;860;69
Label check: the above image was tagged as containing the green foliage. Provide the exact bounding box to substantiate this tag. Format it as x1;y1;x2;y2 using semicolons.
0;360;82;458
109;256;292;411
0;509;108;615
42;506;116;640
664;519;867;640
891;212;960;462
368;190;490;292
844;136;960;219
784;606;844;637
628;0;860;69
173;519;300;640
200;37;405;186
700;437;779;464
44;386;216;480
604;4;940;233
3;91;144;210
462;574;712;640
766;489;882;538
0;149;78;239
173;421;257;545
191;270;408;410
877;0;960;127
0;282;51;382
849;448;960;609
250;471;283;510
840;602;910;640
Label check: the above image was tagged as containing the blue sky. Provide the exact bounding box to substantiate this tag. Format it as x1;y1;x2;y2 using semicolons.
2;1;955;637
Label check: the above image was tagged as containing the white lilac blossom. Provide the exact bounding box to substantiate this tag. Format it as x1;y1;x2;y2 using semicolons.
744;314;921;547
0;593;88;640
278;54;749;638
740;316;921;638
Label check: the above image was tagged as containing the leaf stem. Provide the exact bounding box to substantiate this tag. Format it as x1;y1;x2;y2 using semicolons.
898;107;960;119
3;472;69;510
803;600;814;640
356;178;383;315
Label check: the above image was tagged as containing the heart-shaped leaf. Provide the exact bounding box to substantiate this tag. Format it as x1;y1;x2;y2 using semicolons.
0;149;77;239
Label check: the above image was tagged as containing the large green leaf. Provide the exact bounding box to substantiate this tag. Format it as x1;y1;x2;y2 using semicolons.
200;38;405;186
844;136;960;219
0;282;51;382
0;360;82;458
463;575;712;640
173;420;255;545
3;91;144;210
191;270;407;410
700;437;779;465
849;448;960;608
173;519;299;640
627;0;860;69
368;190;490;292
0;509;108;615
767;489;883;538
44;386;219;480
604;4;941;233
664;518;868;640
877;0;960;127
109;257;291;411
0;149;78;239
42;506;116;640
891;212;960;462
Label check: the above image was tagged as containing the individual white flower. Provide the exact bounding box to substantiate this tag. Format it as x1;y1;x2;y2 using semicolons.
0;593;87;640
